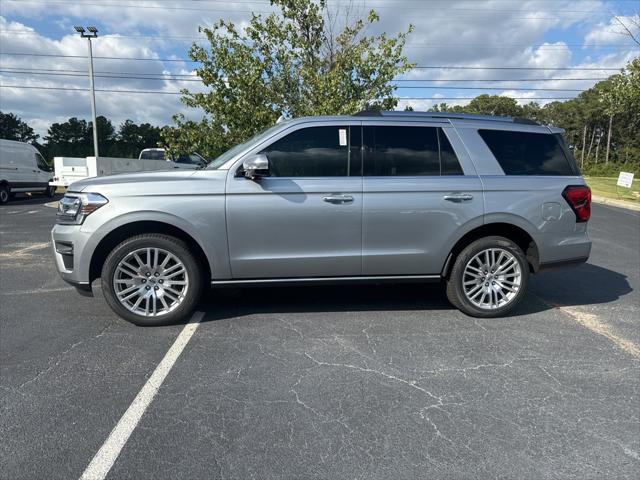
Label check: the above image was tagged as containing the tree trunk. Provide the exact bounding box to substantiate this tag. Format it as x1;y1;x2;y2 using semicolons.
581;125;587;169
605;114;613;164
587;128;596;158
595;136;601;164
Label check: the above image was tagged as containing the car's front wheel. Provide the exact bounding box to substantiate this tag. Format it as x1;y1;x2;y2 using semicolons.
101;234;203;326
446;236;529;318
0;184;10;204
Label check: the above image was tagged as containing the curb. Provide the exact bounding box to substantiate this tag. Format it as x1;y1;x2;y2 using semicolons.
592;195;640;212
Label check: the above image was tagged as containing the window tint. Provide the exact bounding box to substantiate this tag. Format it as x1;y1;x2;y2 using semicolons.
479;129;577;176
363;126;463;176
140;150;165;160
175;153;204;165
439;129;464;175
262;126;351;177
35;152;49;171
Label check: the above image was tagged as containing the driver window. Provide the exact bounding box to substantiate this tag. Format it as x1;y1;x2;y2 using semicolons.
261;126;357;177
35;152;49;171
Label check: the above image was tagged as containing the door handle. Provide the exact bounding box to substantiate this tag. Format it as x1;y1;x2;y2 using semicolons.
323;194;354;204
444;193;474;202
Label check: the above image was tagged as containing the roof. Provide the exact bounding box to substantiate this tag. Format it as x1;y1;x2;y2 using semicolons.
353;110;539;126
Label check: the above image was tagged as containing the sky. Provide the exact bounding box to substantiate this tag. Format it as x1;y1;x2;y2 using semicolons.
0;0;638;137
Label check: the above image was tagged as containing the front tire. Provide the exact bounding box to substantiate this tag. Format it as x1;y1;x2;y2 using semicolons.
101;234;203;326
0;184;9;204
446;236;529;318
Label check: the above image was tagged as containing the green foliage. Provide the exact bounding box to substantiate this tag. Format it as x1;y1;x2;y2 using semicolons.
0;111;39;143
38;116;164;160
164;0;414;159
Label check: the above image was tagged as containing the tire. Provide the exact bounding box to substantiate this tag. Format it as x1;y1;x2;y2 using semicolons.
446;236;529;318
45;186;56;198
0;184;9;204
101;234;203;326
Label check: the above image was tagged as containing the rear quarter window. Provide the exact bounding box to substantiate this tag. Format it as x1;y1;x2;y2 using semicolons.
478;129;578;176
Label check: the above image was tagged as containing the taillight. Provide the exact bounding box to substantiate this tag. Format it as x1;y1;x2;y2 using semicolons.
562;185;591;222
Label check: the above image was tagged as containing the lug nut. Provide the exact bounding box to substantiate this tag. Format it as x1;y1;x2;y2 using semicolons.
145;286;151;290
485;283;489;286
481;277;485;281
159;279;164;284
492;281;496;285
154;272;159;277
146;272;151;277
141;279;146;283
154;286;159;290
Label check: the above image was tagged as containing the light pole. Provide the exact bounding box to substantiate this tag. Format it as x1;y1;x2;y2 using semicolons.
75;26;99;160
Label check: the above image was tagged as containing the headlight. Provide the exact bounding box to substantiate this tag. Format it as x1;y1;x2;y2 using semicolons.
57;193;108;225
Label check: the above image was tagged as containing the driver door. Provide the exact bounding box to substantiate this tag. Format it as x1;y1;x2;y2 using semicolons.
225;123;363;279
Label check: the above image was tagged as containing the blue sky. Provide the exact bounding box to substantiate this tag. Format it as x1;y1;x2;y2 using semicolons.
0;0;638;136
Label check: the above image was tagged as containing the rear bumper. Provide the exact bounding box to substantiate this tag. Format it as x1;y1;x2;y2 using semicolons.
535;228;591;271
538;256;589;271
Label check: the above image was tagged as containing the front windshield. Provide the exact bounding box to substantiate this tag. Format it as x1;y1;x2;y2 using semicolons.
207;123;285;169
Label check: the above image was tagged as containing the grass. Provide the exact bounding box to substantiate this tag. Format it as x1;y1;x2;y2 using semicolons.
584;176;640;204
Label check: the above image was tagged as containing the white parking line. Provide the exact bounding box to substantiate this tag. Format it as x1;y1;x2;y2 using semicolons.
556;305;640;359
79;311;204;480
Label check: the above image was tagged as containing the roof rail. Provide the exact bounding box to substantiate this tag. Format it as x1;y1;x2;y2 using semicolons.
352;110;539;125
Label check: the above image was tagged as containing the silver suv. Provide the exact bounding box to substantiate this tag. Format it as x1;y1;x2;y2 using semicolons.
51;111;592;326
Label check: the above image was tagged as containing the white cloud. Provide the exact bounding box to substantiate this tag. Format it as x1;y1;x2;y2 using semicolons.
0;0;637;136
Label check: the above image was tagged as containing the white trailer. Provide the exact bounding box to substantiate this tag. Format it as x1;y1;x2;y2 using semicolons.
49;155;198;188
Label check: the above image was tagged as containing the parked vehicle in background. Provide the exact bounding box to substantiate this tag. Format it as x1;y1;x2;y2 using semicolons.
49;151;205;189
138;148;207;169
51;111;591;325
0;139;55;203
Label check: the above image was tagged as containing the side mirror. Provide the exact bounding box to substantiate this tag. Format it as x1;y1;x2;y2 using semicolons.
242;154;269;180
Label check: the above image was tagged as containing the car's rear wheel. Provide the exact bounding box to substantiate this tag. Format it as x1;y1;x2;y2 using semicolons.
101;234;203;326
446;236;529;318
45;185;56;198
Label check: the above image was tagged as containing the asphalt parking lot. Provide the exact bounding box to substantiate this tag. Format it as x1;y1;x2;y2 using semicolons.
1;194;639;480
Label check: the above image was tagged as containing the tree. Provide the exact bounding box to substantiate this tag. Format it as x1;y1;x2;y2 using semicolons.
114;120;163;157
0;111;39;143
43;116;115;158
164;0;414;159
464;95;523;117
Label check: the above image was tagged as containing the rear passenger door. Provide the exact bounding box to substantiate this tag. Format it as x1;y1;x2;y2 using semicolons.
362;122;483;275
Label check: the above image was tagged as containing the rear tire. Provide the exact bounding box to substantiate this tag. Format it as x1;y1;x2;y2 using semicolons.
0;184;9;204
101;234;203;326
446;236;529;318
45;186;56;198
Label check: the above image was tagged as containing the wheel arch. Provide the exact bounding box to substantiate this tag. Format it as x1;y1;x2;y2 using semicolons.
89;220;212;284
442;222;540;278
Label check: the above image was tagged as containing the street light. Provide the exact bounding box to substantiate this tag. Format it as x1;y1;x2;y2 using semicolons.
75;26;99;160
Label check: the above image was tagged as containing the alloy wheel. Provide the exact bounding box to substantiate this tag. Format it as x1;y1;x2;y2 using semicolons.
462;247;522;310
113;247;189;317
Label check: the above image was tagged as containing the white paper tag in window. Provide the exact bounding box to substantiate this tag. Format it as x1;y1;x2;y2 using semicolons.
338;128;348;146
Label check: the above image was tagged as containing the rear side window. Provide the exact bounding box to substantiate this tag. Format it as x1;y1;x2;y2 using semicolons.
363;126;464;176
262;126;355;177
479;129;577;176
140;150;165;160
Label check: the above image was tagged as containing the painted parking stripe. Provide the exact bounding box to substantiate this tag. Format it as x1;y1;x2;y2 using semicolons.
79;311;204;480
555;305;640;358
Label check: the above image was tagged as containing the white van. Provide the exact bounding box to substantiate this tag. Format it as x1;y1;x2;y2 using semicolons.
0;139;55;204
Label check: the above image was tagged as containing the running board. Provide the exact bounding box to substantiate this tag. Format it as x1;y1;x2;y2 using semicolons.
211;275;441;287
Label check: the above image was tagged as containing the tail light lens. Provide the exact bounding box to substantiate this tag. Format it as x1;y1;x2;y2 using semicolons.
562;185;591;222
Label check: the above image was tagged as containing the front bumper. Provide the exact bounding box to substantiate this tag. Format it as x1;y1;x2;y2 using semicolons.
51;224;94;293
